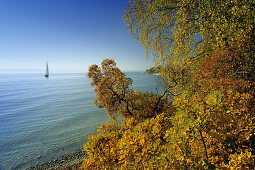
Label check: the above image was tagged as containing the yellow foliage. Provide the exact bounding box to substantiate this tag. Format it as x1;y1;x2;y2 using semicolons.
228;150;254;169
81;0;254;169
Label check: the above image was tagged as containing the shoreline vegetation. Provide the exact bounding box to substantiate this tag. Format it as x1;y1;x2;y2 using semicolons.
145;65;161;75
81;0;255;168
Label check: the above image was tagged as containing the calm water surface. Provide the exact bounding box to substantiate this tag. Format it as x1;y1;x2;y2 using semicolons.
0;72;160;169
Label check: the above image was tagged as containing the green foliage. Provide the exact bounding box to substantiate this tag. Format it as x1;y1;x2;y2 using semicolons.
145;65;161;74
82;0;254;169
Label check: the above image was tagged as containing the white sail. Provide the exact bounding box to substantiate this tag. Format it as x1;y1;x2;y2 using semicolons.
45;62;49;77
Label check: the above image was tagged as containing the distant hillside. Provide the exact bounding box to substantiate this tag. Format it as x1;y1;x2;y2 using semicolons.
145;65;161;74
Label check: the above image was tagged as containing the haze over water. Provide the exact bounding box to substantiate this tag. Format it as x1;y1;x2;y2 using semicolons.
0;72;160;169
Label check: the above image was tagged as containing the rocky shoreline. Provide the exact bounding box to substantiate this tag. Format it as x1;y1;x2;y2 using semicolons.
27;151;87;170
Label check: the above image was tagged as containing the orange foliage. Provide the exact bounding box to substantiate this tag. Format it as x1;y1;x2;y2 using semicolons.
88;59;175;121
82;54;254;169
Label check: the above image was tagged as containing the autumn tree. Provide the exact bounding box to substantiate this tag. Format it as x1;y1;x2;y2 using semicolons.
82;59;175;169
123;0;255;168
82;0;254;169
87;59;175;122
124;0;254;89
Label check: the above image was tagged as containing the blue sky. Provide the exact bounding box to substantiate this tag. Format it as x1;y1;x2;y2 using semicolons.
0;0;153;73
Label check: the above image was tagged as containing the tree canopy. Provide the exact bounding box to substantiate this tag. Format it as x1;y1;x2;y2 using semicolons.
124;0;254;90
81;0;254;169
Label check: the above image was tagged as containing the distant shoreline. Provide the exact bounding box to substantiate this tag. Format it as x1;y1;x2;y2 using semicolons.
145;72;161;76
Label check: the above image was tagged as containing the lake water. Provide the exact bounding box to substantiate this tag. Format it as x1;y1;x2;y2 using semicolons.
0;72;161;169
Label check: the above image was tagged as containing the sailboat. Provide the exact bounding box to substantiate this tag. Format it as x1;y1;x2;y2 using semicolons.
45;62;49;78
